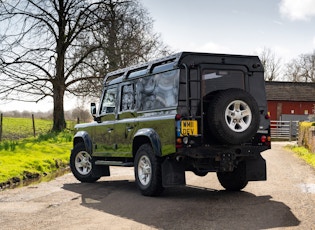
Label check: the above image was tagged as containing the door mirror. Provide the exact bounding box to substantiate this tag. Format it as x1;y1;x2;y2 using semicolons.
90;103;97;116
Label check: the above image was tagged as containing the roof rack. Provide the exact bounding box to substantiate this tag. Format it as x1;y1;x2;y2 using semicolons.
103;52;182;86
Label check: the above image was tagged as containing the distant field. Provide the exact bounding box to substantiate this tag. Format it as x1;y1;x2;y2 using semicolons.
0;117;76;140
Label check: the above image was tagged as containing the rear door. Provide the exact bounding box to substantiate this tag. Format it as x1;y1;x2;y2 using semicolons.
115;83;137;157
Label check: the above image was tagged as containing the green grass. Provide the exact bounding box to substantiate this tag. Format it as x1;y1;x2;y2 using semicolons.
0;131;73;184
1;117;53;140
286;145;315;169
1;116;76;140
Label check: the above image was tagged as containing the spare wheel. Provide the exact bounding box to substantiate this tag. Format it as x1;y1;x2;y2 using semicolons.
207;88;260;144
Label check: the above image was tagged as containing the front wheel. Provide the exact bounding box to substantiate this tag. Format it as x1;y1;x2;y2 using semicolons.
217;161;248;191
134;144;164;196
70;142;100;183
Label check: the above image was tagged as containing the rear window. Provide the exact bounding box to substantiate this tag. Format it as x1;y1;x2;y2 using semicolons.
202;70;245;92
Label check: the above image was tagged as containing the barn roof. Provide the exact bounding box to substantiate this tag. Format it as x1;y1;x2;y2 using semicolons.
265;81;315;101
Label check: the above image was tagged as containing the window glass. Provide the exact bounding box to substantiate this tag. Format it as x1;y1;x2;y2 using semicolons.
202;70;245;91
151;62;175;74
136;69;179;111
121;84;135;111
100;87;117;114
127;68;147;79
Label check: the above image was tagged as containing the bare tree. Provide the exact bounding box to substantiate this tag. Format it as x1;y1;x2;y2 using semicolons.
71;108;91;123
0;0;168;131
284;51;315;82
258;47;281;81
69;0;170;98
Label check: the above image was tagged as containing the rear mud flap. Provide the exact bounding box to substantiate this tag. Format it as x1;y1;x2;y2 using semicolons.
93;165;110;178
162;158;186;187
246;154;266;181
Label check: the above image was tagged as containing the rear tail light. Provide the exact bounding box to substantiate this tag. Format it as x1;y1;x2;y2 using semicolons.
176;138;182;148
260;135;271;145
265;112;270;119
175;114;181;120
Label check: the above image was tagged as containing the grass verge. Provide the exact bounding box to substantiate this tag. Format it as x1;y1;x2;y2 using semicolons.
285;145;315;169
0;131;72;189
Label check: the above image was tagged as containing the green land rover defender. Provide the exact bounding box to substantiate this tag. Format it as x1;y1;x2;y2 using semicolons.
70;52;271;196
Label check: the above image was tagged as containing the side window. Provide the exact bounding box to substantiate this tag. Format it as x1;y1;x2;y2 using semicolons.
136;69;179;111
100;87;117;114
121;84;135;111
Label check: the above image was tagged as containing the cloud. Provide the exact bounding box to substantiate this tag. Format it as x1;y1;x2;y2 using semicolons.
273;20;283;26
279;0;315;21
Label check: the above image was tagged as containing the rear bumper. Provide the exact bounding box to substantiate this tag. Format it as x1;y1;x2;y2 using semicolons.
177;144;270;159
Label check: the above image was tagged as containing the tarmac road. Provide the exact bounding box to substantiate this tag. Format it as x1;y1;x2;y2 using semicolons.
0;142;315;230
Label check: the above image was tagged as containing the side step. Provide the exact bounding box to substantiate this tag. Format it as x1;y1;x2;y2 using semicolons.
95;160;134;167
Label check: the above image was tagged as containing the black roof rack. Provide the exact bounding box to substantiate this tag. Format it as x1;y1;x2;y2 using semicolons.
103;52;182;86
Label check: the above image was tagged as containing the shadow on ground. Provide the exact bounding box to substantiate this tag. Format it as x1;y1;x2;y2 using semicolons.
63;180;300;229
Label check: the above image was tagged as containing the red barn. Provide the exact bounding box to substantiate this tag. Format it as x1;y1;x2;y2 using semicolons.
265;81;315;121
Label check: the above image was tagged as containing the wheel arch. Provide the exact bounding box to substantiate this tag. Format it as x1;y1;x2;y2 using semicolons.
133;128;162;157
73;131;93;154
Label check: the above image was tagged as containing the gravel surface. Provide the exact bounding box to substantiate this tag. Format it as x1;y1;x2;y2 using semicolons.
0;142;314;230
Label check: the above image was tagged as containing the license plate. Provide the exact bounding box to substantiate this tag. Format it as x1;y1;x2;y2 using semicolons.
181;120;198;136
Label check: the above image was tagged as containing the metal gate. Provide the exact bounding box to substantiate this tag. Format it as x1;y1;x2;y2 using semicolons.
270;120;299;141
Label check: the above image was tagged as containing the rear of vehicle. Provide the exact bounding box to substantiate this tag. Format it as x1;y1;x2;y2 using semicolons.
168;52;271;192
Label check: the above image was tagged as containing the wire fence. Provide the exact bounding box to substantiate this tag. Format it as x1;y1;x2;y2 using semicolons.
0;113;79;141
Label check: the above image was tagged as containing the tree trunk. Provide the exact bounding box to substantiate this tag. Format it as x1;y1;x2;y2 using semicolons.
52;1;67;133
52;82;66;132
52;49;66;132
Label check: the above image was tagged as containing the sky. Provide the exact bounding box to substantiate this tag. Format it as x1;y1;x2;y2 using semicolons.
2;0;315;113
141;0;315;62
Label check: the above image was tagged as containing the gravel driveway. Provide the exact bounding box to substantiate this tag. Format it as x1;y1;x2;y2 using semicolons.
0;142;314;229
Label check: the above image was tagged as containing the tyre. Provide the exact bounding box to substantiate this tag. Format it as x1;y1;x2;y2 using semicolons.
134;144;164;196
70;142;100;183
207;88;260;144
217;161;248;191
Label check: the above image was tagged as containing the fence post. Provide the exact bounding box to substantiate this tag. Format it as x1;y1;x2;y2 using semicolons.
289;120;292;141
0;113;2;142
32;114;36;137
